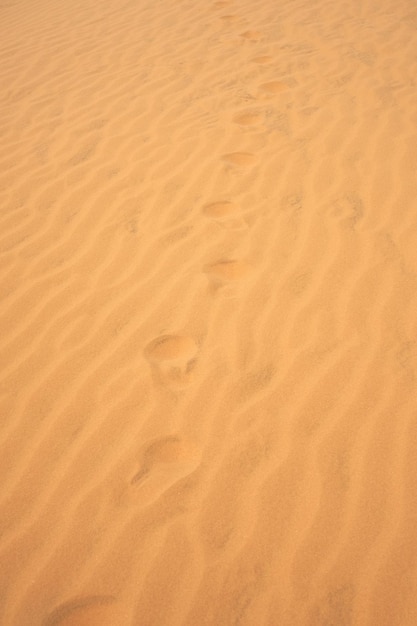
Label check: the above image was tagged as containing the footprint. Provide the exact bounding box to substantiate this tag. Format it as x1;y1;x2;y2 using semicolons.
204;260;252;292
240;30;263;41
222;152;257;167
203;200;238;219
43;596;119;626
145;335;197;362
203;201;247;230
233;112;263;126
130;436;201;505
251;55;273;64
220;14;240;23
259;81;289;94
213;0;232;7
131;436;200;484
144;334;198;387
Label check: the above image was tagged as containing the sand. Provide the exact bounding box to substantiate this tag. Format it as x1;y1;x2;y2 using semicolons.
1;0;417;624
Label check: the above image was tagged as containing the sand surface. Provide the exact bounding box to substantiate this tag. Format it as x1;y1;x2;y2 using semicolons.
1;0;417;624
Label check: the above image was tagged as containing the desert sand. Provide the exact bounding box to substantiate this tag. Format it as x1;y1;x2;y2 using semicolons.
1;0;417;624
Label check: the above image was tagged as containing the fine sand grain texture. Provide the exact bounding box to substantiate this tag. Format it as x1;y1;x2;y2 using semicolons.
1;0;417;624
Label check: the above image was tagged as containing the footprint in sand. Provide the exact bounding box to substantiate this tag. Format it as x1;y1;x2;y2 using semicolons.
259;80;289;95
130;436;201;505
213;0;232;7
203;200;247;230
144;334;198;387
251;55;274;64
43;596;121;626
219;14;240;23
240;30;263;42
233;111;263;126
221;152;257;167
204;259;252;293
131;436;200;485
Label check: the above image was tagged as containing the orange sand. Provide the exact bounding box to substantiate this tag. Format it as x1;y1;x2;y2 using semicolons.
1;0;417;624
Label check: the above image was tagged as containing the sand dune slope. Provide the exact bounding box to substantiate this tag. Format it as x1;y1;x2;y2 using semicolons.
1;0;417;624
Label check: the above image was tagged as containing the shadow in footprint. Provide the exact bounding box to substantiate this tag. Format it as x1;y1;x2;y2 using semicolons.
219;14;240;23
43;596;119;626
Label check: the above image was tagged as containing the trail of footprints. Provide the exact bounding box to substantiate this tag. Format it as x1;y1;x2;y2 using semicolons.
140;2;289;497
136;1;288;489
143;3;291;386
45;3;291;623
